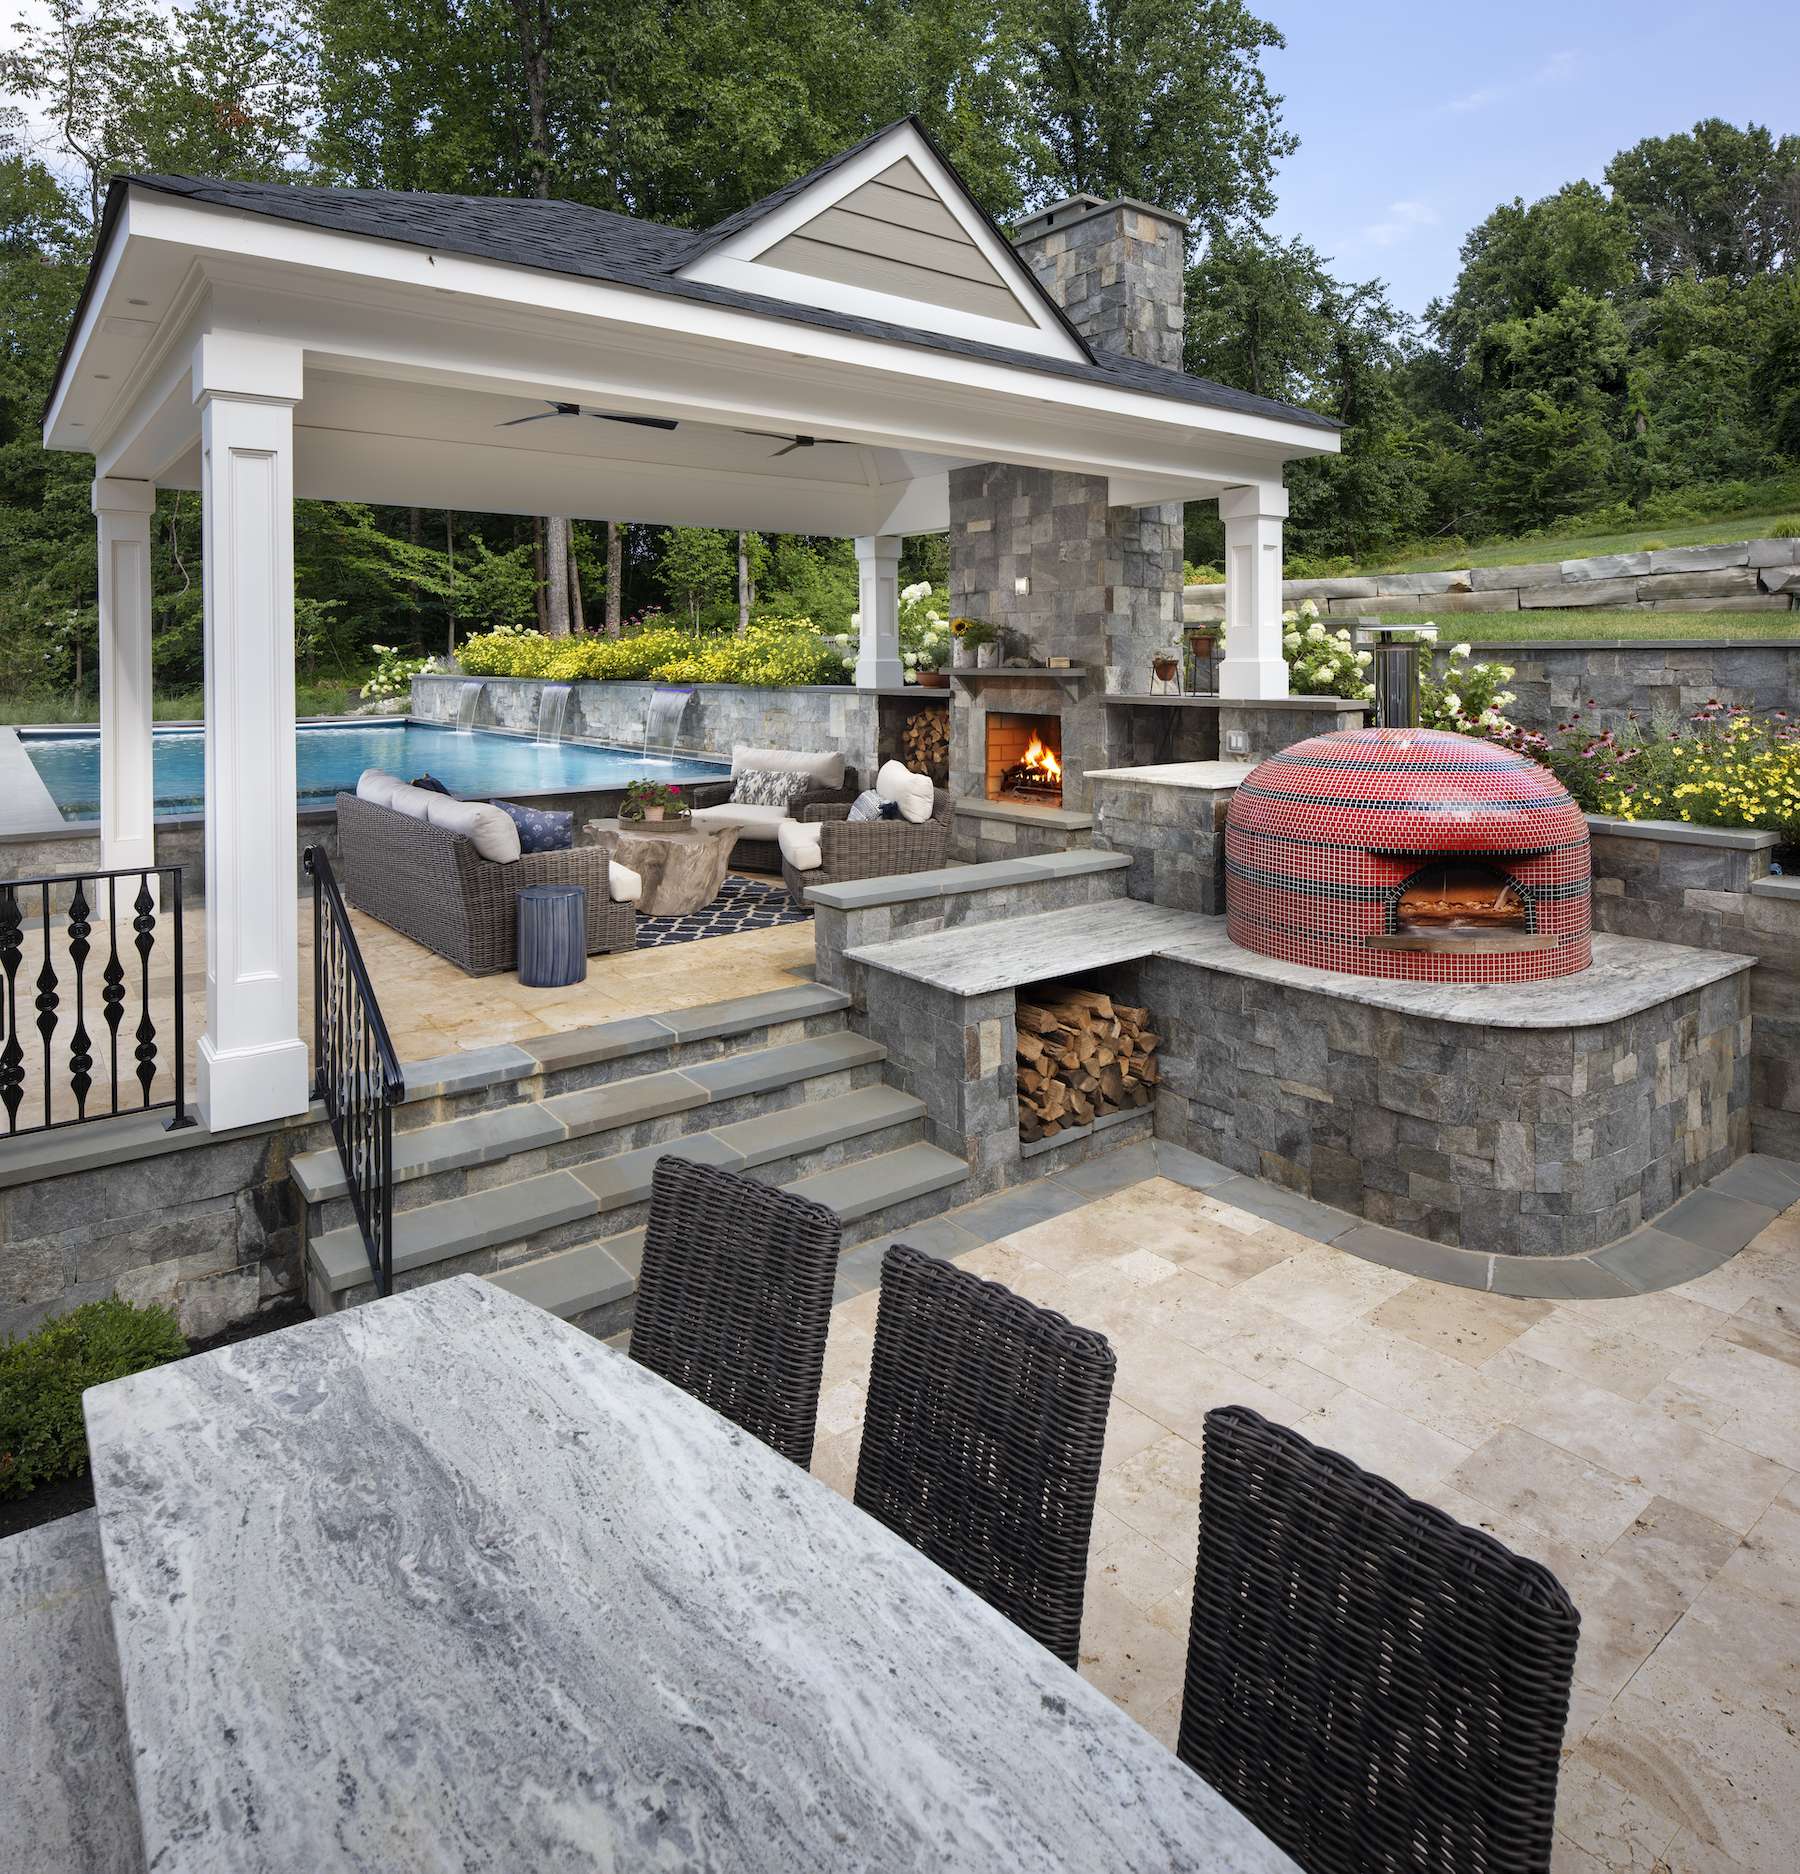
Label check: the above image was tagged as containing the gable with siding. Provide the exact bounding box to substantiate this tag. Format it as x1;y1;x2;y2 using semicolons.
752;159;1036;328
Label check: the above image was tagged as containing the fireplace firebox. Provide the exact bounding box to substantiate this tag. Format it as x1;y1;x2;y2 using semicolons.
986;711;1063;808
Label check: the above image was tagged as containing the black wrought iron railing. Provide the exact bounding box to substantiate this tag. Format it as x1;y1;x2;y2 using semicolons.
0;865;193;1139
305;846;404;1296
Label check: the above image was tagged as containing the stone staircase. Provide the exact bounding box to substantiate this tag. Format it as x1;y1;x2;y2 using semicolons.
293;982;969;1335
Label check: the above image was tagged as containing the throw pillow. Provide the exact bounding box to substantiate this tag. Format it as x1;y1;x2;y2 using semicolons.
879;801;902;820
845;789;885;823
422;792;522;863
876;760;935;825
411;773;453;795
492;798;574;853
731;768;813;809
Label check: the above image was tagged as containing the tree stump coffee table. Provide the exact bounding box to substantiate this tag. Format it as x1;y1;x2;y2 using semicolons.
586;818;742;918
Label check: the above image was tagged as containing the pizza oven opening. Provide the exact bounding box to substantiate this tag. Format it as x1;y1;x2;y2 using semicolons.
986;712;1063;809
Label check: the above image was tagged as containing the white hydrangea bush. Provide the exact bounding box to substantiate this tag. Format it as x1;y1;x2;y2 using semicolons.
1274;599;1376;702
834;580;950;683
1421;636;1518;735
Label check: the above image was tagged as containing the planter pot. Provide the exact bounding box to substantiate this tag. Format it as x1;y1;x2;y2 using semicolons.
976;641;1003;668
917;670;950;689
642;806;665;822
952;638;975;669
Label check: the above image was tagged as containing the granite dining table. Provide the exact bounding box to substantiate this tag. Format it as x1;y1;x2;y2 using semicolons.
83;1275;1301;1874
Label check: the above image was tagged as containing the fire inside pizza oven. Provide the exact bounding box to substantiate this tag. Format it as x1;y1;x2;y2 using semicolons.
986;711;1063;808
1223;727;1592;984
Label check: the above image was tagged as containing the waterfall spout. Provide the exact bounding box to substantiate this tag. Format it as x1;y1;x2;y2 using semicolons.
456;680;486;732
643;687;692;758
537;683;573;744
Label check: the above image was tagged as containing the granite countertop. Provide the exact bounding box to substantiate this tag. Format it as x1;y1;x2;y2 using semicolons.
84;1277;1297;1874
846;899;1217;996
1086;761;1256;790
1153;924;1756;1028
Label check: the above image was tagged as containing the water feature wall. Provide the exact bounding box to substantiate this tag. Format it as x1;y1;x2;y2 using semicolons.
537;683;573;744
456;680;486;731
643;687;691;756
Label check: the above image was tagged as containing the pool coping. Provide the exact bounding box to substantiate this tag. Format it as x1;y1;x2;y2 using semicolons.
1;715;732;843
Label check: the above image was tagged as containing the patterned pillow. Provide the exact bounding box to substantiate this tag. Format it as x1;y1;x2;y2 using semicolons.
845;789;885;822
730;767;814;809
491;799;574;853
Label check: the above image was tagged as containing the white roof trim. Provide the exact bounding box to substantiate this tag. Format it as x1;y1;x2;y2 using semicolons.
678;122;1086;364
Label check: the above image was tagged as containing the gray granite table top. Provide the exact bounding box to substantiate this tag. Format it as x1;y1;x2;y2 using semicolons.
847;898;1218;996
83;1277;1296;1874
1153;924;1756;1028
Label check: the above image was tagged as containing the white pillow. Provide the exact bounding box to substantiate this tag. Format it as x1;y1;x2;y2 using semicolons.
385;781;435;821
355;768;402;808
423;792;522;863
876;760;934;825
730;744;844;790
777;819;824;872
607;859;642;904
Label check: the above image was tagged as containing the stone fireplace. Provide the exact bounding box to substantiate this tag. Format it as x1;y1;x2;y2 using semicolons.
986;711;1064;808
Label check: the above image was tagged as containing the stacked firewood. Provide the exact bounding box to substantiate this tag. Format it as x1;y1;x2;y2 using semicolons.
1016;989;1160;1142
900;708;950;779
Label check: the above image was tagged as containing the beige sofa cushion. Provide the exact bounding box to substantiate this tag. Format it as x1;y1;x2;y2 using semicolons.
777;819;824;872
607;859;642;904
729;745;844;791
424;791;523;863
356;767;402;808
690;802;788;834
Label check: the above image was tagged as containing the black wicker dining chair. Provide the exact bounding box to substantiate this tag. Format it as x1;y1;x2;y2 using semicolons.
1176;1404;1581;1874
852;1242;1116;1667
628;1155;841;1468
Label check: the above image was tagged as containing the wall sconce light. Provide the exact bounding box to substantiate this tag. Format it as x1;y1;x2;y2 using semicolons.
1013;575;1030;596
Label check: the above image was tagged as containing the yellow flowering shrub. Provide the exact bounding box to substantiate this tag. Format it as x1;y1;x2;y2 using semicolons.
454;617;845;687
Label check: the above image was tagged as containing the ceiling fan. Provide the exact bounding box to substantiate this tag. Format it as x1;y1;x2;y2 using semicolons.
738;430;858;459
497;399;678;431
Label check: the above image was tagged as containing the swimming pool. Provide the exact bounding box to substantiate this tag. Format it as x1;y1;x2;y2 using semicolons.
20;723;730;822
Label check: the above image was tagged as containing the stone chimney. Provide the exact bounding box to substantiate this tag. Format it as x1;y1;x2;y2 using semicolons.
1012;195;1189;370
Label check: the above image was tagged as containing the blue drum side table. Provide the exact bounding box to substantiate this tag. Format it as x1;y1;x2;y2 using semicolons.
517;883;588;987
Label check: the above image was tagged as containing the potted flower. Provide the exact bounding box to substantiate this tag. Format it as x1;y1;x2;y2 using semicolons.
622;778;688;823
951;617;1001;669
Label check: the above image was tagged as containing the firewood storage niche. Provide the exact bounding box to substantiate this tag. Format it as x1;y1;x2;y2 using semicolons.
1016;977;1160;1145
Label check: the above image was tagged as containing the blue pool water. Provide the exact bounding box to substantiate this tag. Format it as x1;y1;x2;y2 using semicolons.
21;723;729;822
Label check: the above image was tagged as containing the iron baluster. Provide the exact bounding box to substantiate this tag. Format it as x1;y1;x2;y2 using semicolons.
67;879;93;1121
132;875;158;1105
101;877;125;1111
35;882;60;1131
0;884;21;1132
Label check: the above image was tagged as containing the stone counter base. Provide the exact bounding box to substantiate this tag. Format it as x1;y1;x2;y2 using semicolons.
1142;951;1750;1255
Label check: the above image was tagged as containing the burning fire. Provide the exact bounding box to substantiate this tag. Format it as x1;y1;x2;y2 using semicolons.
1021;731;1062;785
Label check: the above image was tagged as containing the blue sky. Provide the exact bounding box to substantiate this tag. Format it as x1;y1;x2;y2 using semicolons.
1260;1;1797;317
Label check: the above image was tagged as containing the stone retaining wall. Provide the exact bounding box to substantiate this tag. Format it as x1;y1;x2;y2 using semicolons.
1184;536;1800;620
1587;821;1800;1158
412;675;948;784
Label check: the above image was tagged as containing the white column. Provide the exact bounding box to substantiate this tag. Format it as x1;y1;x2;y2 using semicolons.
1216;483;1290;700
92;476;157;879
853;534;903;688
193;335;310;1129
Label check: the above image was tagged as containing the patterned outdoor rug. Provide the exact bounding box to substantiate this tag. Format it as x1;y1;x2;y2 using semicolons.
634;874;810;948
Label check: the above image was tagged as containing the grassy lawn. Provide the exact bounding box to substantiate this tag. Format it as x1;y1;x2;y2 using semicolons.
1359;513;1799;576
0;681;366;726
1365;610;1800;643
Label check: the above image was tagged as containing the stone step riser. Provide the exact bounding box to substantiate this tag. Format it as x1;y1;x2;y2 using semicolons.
305;1062;886;1233
389;1010;850;1136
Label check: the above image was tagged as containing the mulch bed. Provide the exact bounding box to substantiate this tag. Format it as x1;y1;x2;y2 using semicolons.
0;1297;313;1543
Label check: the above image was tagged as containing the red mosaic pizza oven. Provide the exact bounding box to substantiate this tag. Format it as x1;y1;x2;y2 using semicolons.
1224;727;1591;983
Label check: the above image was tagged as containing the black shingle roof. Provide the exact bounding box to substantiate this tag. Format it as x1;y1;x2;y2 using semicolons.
79;135;1339;436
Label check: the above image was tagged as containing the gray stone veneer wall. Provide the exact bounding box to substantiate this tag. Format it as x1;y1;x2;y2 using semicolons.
412;674;946;781
1184;536;1800;620
1143;955;1750;1254
1090;777;1234;914
1588;822;1800;1157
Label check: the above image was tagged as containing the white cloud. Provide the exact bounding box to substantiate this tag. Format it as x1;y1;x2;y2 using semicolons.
1534;49;1580;85
1361;200;1438;249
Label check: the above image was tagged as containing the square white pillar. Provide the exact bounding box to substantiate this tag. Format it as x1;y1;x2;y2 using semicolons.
92;477;158;878
1216;483;1290;701
853;534;903;688
194;357;310;1129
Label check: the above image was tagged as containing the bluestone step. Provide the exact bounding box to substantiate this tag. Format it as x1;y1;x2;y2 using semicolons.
290;1104;563;1205
486;1240;636;1320
678;1031;885;1101
310;1169;600;1293
781;1141;968;1222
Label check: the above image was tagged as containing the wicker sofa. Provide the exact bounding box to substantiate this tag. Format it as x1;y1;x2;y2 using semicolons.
779;788;951;907
335;791;636;975
686;747;860;872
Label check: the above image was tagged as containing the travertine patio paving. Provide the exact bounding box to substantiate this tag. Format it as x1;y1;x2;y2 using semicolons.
808;1151;1800;1874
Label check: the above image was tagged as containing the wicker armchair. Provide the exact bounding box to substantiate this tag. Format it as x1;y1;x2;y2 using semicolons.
685;767;860;872
334;792;635;976
852;1242;1116;1665
780;788;952;907
1177;1404;1580;1874
629;1155;842;1468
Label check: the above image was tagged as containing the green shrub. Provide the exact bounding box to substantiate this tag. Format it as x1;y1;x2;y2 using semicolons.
0;1297;188;1499
455;616;846;687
